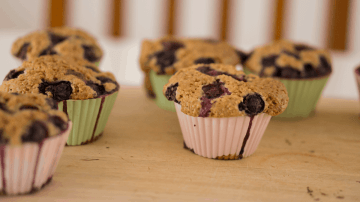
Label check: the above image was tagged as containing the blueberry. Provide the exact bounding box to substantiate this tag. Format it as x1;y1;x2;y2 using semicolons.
282;50;300;59
4;70;24;81
161;41;184;51
39;46;57;56
0;129;8;144
153;50;176;74
294;45;314;52
236;50;250;64
16;43;30;60
38;81;72;102
238;93;265;116
86;80;106;97
50;116;67;131
82;45;99;62
19;105;39;110
48;33;68;45
202;81;226;99
317;56;331;76
261;55;278;67
21;121;48;143
165;83;179;103
194;57;216;65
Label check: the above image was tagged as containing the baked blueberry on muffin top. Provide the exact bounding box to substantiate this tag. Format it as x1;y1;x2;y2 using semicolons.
0;56;119;101
0;92;69;145
11;27;103;63
243;40;332;79
163;64;289;118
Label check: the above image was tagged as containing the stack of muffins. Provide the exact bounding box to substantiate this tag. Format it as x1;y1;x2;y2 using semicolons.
0;27;119;195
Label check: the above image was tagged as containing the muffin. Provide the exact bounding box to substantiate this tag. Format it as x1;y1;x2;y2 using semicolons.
139;36;242;111
242;40;332;118
0;55;119;146
163;64;288;159
11;27;103;66
0;92;71;195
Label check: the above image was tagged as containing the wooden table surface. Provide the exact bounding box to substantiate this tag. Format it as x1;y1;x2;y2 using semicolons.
3;87;360;202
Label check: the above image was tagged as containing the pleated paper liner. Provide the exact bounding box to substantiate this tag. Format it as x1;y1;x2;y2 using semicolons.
57;92;118;146
175;104;271;159
0;122;72;195
243;68;329;118
149;70;175;112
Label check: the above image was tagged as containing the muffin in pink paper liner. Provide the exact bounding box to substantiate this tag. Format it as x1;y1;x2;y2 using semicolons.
0;92;71;195
163;64;289;160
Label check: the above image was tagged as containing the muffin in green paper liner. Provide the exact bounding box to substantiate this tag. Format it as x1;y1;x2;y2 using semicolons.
11;27;103;65
0;55;119;146
242;40;332;118
139;36;243;111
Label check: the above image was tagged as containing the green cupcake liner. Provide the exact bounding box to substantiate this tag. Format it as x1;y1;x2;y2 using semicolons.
149;70;175;112
243;68;329;118
57;92;118;146
94;61;100;67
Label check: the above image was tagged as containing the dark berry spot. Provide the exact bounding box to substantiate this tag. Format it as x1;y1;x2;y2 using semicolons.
21;121;48;143
165;83;179;103
39;46;57;56
16;43;30;60
153;51;176;74
19;105;39;110
262;55;278;67
194;57;216;65
294;45;314;52
282;50;300;59
38;81;72;102
238;93;265;116
86;80;106;97
0;129;8;144
85;66;100;73
317;56;331;76
0;103;10;113
46;98;58;109
96;76;120;94
236;50;250;64
4;70;24;81
161;41;184;51
66;69;84;79
50;116;67;131
48;33;68;45
276;67;301;78
202;80;230;99
303;64;317;78
82;45;99;62
199;97;212;117
196;66;246;82
11;92;19;95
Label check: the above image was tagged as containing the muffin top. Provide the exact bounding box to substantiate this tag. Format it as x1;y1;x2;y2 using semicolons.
0;92;69;145
11;27;103;63
163;64;289;118
0;56;119;101
243;40;332;79
140;36;242;75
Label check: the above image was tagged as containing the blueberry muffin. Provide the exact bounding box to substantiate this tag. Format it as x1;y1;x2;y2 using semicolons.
0;55;119;145
11;27;103;64
139;36;242;111
163;63;288;159
0;92;70;195
242;40;332;118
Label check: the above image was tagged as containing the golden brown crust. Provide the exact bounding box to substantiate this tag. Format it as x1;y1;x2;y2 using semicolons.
139;36;241;75
0;92;69;145
11;27;103;63
163;64;288;117
0;56;119;100
244;40;332;78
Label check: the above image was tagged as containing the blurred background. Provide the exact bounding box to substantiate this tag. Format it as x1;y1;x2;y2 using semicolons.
0;0;359;99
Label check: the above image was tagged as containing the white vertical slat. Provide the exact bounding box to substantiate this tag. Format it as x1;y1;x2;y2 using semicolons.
176;0;219;39
230;0;276;51
125;0;166;39
0;0;44;30
67;0;111;37
284;0;329;48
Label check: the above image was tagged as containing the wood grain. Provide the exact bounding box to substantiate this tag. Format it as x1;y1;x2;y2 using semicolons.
166;0;177;36
111;0;122;37
4;87;360;201
48;0;67;27
273;0;286;41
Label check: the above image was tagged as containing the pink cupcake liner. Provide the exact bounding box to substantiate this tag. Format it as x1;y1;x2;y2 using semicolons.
175;104;271;159
0;122;72;195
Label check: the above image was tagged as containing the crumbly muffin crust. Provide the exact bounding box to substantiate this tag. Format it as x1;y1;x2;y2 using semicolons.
11;27;103;63
0;92;69;145
0;56;119;101
244;40;332;79
163;64;288;117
